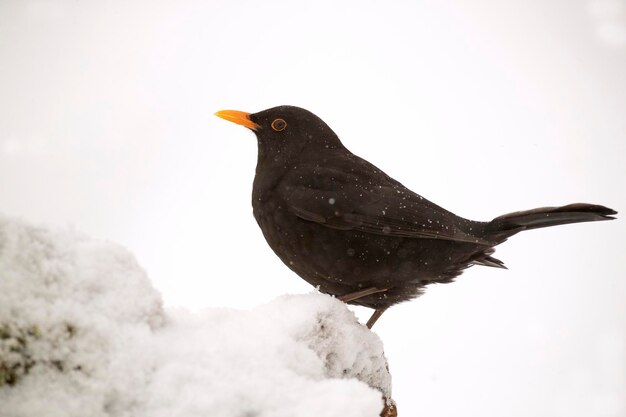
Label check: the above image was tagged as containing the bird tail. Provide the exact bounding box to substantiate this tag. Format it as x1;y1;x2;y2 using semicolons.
485;203;617;240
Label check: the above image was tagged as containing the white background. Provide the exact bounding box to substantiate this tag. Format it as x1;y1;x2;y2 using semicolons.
1;1;625;416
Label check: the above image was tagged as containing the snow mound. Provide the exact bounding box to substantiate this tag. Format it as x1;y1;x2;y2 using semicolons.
0;216;391;417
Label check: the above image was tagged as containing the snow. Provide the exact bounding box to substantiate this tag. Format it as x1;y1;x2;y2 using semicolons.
0;215;391;417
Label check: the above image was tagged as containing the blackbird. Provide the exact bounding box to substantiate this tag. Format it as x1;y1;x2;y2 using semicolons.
215;106;617;328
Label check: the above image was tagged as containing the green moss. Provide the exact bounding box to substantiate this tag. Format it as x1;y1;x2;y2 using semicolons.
0;322;75;387
0;324;9;340
27;325;41;338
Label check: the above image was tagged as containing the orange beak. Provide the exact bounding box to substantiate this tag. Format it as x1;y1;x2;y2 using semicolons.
214;110;260;131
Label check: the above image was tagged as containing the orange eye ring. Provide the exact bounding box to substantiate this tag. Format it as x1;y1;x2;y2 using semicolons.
271;118;287;132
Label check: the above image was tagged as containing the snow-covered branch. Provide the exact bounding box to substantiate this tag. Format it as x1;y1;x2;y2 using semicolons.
0;216;393;417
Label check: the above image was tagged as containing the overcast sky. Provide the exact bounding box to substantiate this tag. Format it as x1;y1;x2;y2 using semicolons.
1;1;625;416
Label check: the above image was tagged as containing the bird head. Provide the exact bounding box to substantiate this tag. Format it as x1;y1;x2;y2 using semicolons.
215;106;345;164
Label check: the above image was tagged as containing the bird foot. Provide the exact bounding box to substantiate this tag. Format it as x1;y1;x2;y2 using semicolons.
366;308;388;329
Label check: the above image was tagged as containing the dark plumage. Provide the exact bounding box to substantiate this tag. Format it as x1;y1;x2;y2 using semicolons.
215;105;617;328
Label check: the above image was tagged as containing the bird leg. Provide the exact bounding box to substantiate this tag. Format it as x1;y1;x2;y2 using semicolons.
337;287;388;303
366;308;387;329
336;287;389;328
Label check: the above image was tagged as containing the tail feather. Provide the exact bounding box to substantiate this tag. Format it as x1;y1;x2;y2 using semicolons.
474;255;508;269
460;248;508;270
486;203;616;239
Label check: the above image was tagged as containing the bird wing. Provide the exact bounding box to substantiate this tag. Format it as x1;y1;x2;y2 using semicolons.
283;166;490;245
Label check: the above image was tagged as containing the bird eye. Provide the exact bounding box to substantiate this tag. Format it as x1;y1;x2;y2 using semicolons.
271;118;287;132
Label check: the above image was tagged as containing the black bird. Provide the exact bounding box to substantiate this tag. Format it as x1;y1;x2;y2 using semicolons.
215;106;616;328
